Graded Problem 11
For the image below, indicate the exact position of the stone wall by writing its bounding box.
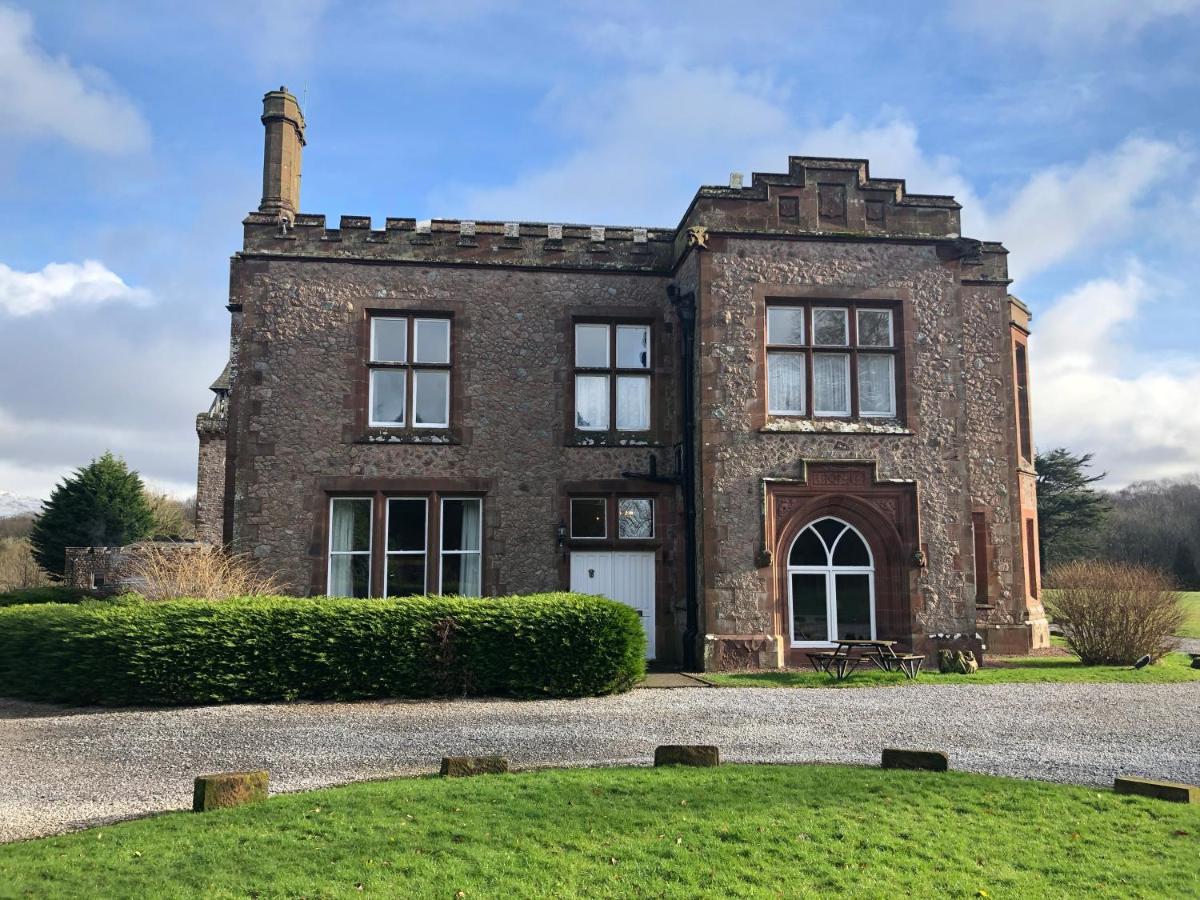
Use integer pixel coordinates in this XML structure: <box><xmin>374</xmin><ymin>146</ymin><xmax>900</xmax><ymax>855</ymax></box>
<box><xmin>64</xmin><ymin>546</ymin><xmax>129</xmax><ymax>594</ymax></box>
<box><xmin>691</xmin><ymin>234</ymin><xmax>1033</xmax><ymax>661</ymax></box>
<box><xmin>226</xmin><ymin>256</ymin><xmax>690</xmax><ymax>662</ymax></box>
<box><xmin>195</xmin><ymin>414</ymin><xmax>226</xmax><ymax>544</ymax></box>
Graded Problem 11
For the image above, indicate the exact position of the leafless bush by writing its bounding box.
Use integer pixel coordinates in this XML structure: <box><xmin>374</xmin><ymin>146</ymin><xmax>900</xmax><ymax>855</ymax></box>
<box><xmin>124</xmin><ymin>543</ymin><xmax>281</xmax><ymax>601</ymax></box>
<box><xmin>1046</xmin><ymin>560</ymin><xmax>1184</xmax><ymax>664</ymax></box>
<box><xmin>0</xmin><ymin>537</ymin><xmax>50</xmax><ymax>591</ymax></box>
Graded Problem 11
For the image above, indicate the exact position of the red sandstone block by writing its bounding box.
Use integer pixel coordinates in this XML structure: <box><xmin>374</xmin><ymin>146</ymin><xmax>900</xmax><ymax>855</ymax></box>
<box><xmin>1114</xmin><ymin>776</ymin><xmax>1198</xmax><ymax>803</ymax></box>
<box><xmin>192</xmin><ymin>771</ymin><xmax>269</xmax><ymax>812</ymax></box>
<box><xmin>440</xmin><ymin>756</ymin><xmax>510</xmax><ymax>777</ymax></box>
<box><xmin>881</xmin><ymin>748</ymin><xmax>949</xmax><ymax>772</ymax></box>
<box><xmin>654</xmin><ymin>745</ymin><xmax>720</xmax><ymax>767</ymax></box>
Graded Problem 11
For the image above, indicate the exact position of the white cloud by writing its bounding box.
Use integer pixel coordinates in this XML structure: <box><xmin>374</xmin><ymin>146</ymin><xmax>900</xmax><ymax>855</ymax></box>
<box><xmin>0</xmin><ymin>4</ymin><xmax>150</xmax><ymax>154</ymax></box>
<box><xmin>1031</xmin><ymin>265</ymin><xmax>1200</xmax><ymax>486</ymax></box>
<box><xmin>0</xmin><ymin>260</ymin><xmax>150</xmax><ymax>317</ymax></box>
<box><xmin>983</xmin><ymin>137</ymin><xmax>1185</xmax><ymax>282</ymax></box>
<box><xmin>446</xmin><ymin>67</ymin><xmax>1182</xmax><ymax>285</ymax></box>
<box><xmin>955</xmin><ymin>0</ymin><xmax>1200</xmax><ymax>45</ymax></box>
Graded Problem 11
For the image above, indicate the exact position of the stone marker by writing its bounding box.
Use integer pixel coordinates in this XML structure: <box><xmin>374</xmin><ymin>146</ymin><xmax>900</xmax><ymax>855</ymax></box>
<box><xmin>440</xmin><ymin>755</ymin><xmax>510</xmax><ymax>777</ymax></box>
<box><xmin>654</xmin><ymin>745</ymin><xmax>720</xmax><ymax>767</ymax></box>
<box><xmin>881</xmin><ymin>748</ymin><xmax>950</xmax><ymax>772</ymax></box>
<box><xmin>1114</xmin><ymin>776</ymin><xmax>1198</xmax><ymax>803</ymax></box>
<box><xmin>192</xmin><ymin>770</ymin><xmax>269</xmax><ymax>812</ymax></box>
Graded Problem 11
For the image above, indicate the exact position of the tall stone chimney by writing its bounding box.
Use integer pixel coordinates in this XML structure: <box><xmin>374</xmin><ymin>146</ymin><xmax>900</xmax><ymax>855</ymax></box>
<box><xmin>259</xmin><ymin>86</ymin><xmax>305</xmax><ymax>220</ymax></box>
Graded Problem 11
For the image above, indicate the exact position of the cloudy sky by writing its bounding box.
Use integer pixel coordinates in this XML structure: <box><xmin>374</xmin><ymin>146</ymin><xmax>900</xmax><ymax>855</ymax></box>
<box><xmin>2</xmin><ymin>0</ymin><xmax>1199</xmax><ymax>498</ymax></box>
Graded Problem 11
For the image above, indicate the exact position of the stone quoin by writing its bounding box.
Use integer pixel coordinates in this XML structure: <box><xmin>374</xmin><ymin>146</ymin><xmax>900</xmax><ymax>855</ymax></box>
<box><xmin>194</xmin><ymin>86</ymin><xmax>1048</xmax><ymax>671</ymax></box>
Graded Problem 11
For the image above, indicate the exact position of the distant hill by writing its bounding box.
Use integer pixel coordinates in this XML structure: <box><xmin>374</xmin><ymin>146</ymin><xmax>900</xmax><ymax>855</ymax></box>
<box><xmin>0</xmin><ymin>491</ymin><xmax>43</xmax><ymax>519</ymax></box>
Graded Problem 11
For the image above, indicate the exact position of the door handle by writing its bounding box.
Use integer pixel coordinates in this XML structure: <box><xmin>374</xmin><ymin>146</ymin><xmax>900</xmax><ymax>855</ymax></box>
<box><xmin>588</xmin><ymin>569</ymin><xmax>595</xmax><ymax>578</ymax></box>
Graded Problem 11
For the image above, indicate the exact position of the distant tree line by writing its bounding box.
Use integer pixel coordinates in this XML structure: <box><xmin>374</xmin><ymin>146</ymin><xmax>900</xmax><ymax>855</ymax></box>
<box><xmin>1037</xmin><ymin>447</ymin><xmax>1200</xmax><ymax>589</ymax></box>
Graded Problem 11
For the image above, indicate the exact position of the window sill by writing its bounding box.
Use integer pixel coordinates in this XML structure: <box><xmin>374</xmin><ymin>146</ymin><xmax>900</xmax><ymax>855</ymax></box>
<box><xmin>356</xmin><ymin>430</ymin><xmax>459</xmax><ymax>445</ymax></box>
<box><xmin>761</xmin><ymin>418</ymin><xmax>912</xmax><ymax>435</ymax></box>
<box><xmin>569</xmin><ymin>432</ymin><xmax>663</xmax><ymax>448</ymax></box>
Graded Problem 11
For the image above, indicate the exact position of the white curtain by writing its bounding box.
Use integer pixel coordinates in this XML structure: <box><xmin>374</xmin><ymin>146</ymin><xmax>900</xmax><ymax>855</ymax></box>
<box><xmin>768</xmin><ymin>352</ymin><xmax>804</xmax><ymax>413</ymax></box>
<box><xmin>458</xmin><ymin>499</ymin><xmax>482</xmax><ymax>596</ymax></box>
<box><xmin>858</xmin><ymin>355</ymin><xmax>895</xmax><ymax>415</ymax></box>
<box><xmin>814</xmin><ymin>353</ymin><xmax>849</xmax><ymax>414</ymax></box>
<box><xmin>575</xmin><ymin>375</ymin><xmax>609</xmax><ymax>428</ymax></box>
<box><xmin>329</xmin><ymin>499</ymin><xmax>368</xmax><ymax>597</ymax></box>
<box><xmin>616</xmin><ymin>376</ymin><xmax>650</xmax><ymax>430</ymax></box>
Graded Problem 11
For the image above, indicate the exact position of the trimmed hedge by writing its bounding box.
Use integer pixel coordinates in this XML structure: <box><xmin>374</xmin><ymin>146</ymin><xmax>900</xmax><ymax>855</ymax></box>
<box><xmin>0</xmin><ymin>593</ymin><xmax>646</xmax><ymax>705</ymax></box>
<box><xmin>0</xmin><ymin>585</ymin><xmax>90</xmax><ymax>607</ymax></box>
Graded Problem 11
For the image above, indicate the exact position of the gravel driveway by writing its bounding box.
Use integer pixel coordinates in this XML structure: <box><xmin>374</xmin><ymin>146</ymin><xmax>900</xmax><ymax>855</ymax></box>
<box><xmin>2</xmin><ymin>682</ymin><xmax>1198</xmax><ymax>843</ymax></box>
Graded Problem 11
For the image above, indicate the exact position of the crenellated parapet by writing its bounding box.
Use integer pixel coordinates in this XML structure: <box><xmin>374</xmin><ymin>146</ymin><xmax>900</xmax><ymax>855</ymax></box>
<box><xmin>677</xmin><ymin>156</ymin><xmax>964</xmax><ymax>244</ymax></box>
<box><xmin>242</xmin><ymin>213</ymin><xmax>676</xmax><ymax>271</ymax></box>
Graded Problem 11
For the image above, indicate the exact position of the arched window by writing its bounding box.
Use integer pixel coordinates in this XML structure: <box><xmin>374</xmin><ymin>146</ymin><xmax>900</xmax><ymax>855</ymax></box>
<box><xmin>787</xmin><ymin>517</ymin><xmax>875</xmax><ymax>644</ymax></box>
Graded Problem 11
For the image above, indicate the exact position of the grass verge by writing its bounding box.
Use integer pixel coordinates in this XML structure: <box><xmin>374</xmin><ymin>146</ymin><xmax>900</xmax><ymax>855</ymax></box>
<box><xmin>0</xmin><ymin>765</ymin><xmax>1196</xmax><ymax>898</ymax></box>
<box><xmin>1178</xmin><ymin>591</ymin><xmax>1200</xmax><ymax>639</ymax></box>
<box><xmin>703</xmin><ymin>650</ymin><xmax>1200</xmax><ymax>689</ymax></box>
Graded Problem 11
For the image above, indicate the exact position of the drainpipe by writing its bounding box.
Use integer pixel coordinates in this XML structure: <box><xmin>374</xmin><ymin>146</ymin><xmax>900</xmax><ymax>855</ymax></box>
<box><xmin>668</xmin><ymin>286</ymin><xmax>700</xmax><ymax>670</ymax></box>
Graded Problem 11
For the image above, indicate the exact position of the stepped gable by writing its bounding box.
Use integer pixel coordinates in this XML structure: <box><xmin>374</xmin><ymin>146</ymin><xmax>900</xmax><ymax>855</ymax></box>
<box><xmin>680</xmin><ymin>155</ymin><xmax>964</xmax><ymax>241</ymax></box>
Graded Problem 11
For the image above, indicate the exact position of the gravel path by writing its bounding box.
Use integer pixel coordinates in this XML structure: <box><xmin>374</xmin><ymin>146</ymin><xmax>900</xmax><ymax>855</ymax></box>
<box><xmin>2</xmin><ymin>682</ymin><xmax>1198</xmax><ymax>843</ymax></box>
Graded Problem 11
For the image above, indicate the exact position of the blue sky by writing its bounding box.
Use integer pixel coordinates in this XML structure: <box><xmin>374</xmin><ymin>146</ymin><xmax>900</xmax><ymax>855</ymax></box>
<box><xmin>1</xmin><ymin>0</ymin><xmax>1199</xmax><ymax>499</ymax></box>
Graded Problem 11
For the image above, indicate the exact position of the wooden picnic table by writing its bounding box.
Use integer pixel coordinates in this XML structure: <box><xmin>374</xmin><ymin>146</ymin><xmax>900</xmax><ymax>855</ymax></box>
<box><xmin>807</xmin><ymin>639</ymin><xmax>924</xmax><ymax>680</ymax></box>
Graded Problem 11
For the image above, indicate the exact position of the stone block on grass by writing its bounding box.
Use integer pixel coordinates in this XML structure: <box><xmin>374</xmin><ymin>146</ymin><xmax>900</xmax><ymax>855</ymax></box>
<box><xmin>1114</xmin><ymin>776</ymin><xmax>1198</xmax><ymax>804</ymax></box>
<box><xmin>654</xmin><ymin>745</ymin><xmax>720</xmax><ymax>767</ymax></box>
<box><xmin>881</xmin><ymin>748</ymin><xmax>949</xmax><ymax>772</ymax></box>
<box><xmin>440</xmin><ymin>756</ymin><xmax>510</xmax><ymax>777</ymax></box>
<box><xmin>192</xmin><ymin>770</ymin><xmax>269</xmax><ymax>812</ymax></box>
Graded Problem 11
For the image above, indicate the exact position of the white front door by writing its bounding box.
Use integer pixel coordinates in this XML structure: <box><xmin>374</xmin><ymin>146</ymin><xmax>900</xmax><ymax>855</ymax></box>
<box><xmin>570</xmin><ymin>550</ymin><xmax>656</xmax><ymax>659</ymax></box>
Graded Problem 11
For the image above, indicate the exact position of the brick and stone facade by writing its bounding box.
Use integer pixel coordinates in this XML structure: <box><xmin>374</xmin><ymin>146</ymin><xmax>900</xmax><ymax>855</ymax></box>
<box><xmin>194</xmin><ymin>87</ymin><xmax>1048</xmax><ymax>669</ymax></box>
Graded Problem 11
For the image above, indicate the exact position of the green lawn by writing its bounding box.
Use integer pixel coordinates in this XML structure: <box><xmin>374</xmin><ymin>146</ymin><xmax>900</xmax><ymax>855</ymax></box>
<box><xmin>1178</xmin><ymin>591</ymin><xmax>1200</xmax><ymax>638</ymax></box>
<box><xmin>703</xmin><ymin>650</ymin><xmax>1200</xmax><ymax>689</ymax></box>
<box><xmin>1</xmin><ymin>765</ymin><xmax>1197</xmax><ymax>898</ymax></box>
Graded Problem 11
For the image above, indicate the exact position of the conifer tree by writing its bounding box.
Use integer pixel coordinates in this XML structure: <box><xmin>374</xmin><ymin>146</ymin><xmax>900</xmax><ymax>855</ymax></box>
<box><xmin>30</xmin><ymin>453</ymin><xmax>155</xmax><ymax>577</ymax></box>
<box><xmin>1035</xmin><ymin>447</ymin><xmax>1109</xmax><ymax>571</ymax></box>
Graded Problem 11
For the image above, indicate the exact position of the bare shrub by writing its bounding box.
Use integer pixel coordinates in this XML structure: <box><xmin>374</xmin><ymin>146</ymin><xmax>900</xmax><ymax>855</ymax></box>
<box><xmin>124</xmin><ymin>543</ymin><xmax>281</xmax><ymax>601</ymax></box>
<box><xmin>0</xmin><ymin>537</ymin><xmax>50</xmax><ymax>591</ymax></box>
<box><xmin>1046</xmin><ymin>561</ymin><xmax>1184</xmax><ymax>665</ymax></box>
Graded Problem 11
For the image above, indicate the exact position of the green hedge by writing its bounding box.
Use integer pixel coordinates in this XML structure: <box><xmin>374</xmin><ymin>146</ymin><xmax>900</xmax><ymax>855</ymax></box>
<box><xmin>0</xmin><ymin>593</ymin><xmax>646</xmax><ymax>705</ymax></box>
<box><xmin>0</xmin><ymin>585</ymin><xmax>90</xmax><ymax>607</ymax></box>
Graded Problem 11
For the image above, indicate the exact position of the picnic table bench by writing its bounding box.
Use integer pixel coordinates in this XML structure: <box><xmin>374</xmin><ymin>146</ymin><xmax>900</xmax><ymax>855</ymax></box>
<box><xmin>807</xmin><ymin>640</ymin><xmax>925</xmax><ymax>681</ymax></box>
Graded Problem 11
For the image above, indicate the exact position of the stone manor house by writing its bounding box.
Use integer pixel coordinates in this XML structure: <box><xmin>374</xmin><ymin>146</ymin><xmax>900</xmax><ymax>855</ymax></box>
<box><xmin>195</xmin><ymin>87</ymin><xmax>1048</xmax><ymax>670</ymax></box>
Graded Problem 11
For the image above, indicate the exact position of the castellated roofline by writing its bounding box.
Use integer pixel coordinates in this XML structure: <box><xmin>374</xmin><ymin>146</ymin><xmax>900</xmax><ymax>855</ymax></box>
<box><xmin>240</xmin><ymin>153</ymin><xmax>1007</xmax><ymax>271</ymax></box>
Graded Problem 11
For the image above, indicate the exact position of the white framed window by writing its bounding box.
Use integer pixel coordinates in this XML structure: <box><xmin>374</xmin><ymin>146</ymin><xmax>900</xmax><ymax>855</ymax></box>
<box><xmin>858</xmin><ymin>354</ymin><xmax>896</xmax><ymax>417</ymax></box>
<box><xmin>812</xmin><ymin>307</ymin><xmax>849</xmax><ymax>346</ymax></box>
<box><xmin>767</xmin><ymin>352</ymin><xmax>806</xmax><ymax>415</ymax></box>
<box><xmin>385</xmin><ymin>497</ymin><xmax>427</xmax><ymax>597</ymax></box>
<box><xmin>813</xmin><ymin>353</ymin><xmax>851</xmax><ymax>416</ymax></box>
<box><xmin>368</xmin><ymin>315</ymin><xmax>452</xmax><ymax>429</ymax></box>
<box><xmin>618</xmin><ymin>498</ymin><xmax>654</xmax><ymax>539</ymax></box>
<box><xmin>570</xmin><ymin>497</ymin><xmax>607</xmax><ymax>539</ymax></box>
<box><xmin>440</xmin><ymin>498</ymin><xmax>482</xmax><ymax>596</ymax></box>
<box><xmin>856</xmin><ymin>308</ymin><xmax>893</xmax><ymax>347</ymax></box>
<box><xmin>574</xmin><ymin>322</ymin><xmax>652</xmax><ymax>433</ymax></box>
<box><xmin>787</xmin><ymin>516</ymin><xmax>875</xmax><ymax>647</ymax></box>
<box><xmin>765</xmin><ymin>302</ymin><xmax>899</xmax><ymax>420</ymax></box>
<box><xmin>328</xmin><ymin>497</ymin><xmax>372</xmax><ymax>597</ymax></box>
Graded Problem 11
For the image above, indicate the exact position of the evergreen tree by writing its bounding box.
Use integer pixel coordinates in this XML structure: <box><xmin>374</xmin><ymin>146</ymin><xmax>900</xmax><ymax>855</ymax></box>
<box><xmin>30</xmin><ymin>453</ymin><xmax>155</xmax><ymax>577</ymax></box>
<box><xmin>1035</xmin><ymin>447</ymin><xmax>1109</xmax><ymax>571</ymax></box>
